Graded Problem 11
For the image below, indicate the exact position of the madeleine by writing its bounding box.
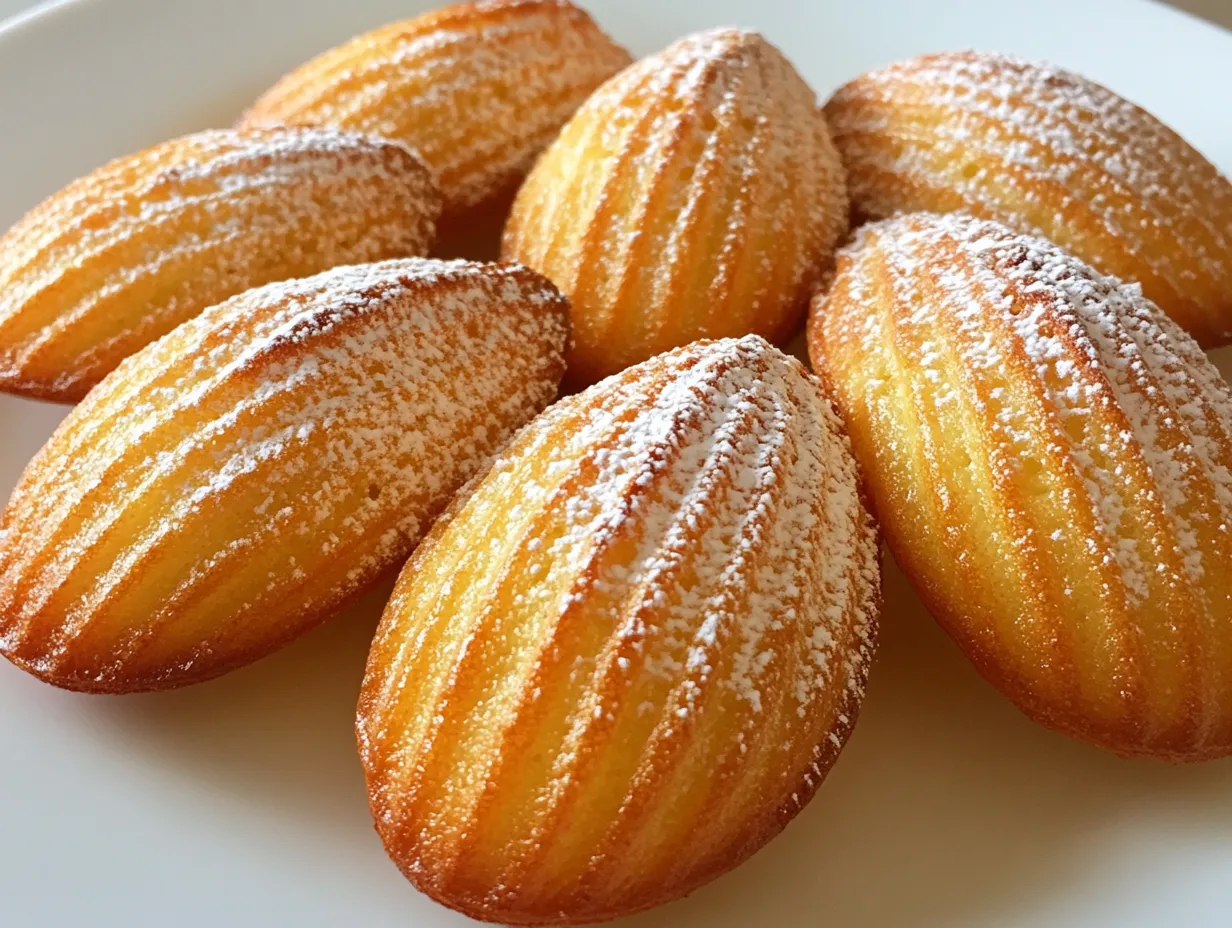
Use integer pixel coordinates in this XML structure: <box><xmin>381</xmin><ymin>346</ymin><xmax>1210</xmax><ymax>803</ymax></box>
<box><xmin>810</xmin><ymin>211</ymin><xmax>1232</xmax><ymax>761</ymax></box>
<box><xmin>0</xmin><ymin>259</ymin><xmax>567</xmax><ymax>692</ymax></box>
<box><xmin>503</xmin><ymin>28</ymin><xmax>849</xmax><ymax>386</ymax></box>
<box><xmin>358</xmin><ymin>336</ymin><xmax>880</xmax><ymax>924</ymax></box>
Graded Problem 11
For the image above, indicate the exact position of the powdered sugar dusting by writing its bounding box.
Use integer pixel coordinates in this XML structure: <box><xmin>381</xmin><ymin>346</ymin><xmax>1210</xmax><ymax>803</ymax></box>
<box><xmin>533</xmin><ymin>337</ymin><xmax>875</xmax><ymax>717</ymax></box>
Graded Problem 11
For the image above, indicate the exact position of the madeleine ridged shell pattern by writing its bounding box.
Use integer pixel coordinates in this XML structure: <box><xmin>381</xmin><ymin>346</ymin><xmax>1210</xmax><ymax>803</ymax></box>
<box><xmin>0</xmin><ymin>259</ymin><xmax>568</xmax><ymax>693</ymax></box>
<box><xmin>358</xmin><ymin>336</ymin><xmax>880</xmax><ymax>925</ymax></box>
<box><xmin>809</xmin><ymin>212</ymin><xmax>1232</xmax><ymax>761</ymax></box>
<box><xmin>822</xmin><ymin>51</ymin><xmax>1232</xmax><ymax>346</ymax></box>
<box><xmin>0</xmin><ymin>127</ymin><xmax>439</xmax><ymax>402</ymax></box>
<box><xmin>239</xmin><ymin>0</ymin><xmax>632</xmax><ymax>216</ymax></box>
<box><xmin>502</xmin><ymin>28</ymin><xmax>849</xmax><ymax>386</ymax></box>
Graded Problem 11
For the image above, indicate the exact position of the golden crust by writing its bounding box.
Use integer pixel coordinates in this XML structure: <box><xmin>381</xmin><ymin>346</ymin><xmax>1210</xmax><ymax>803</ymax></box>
<box><xmin>0</xmin><ymin>259</ymin><xmax>568</xmax><ymax>693</ymax></box>
<box><xmin>358</xmin><ymin>336</ymin><xmax>880</xmax><ymax>924</ymax></box>
<box><xmin>823</xmin><ymin>51</ymin><xmax>1232</xmax><ymax>347</ymax></box>
<box><xmin>809</xmin><ymin>212</ymin><xmax>1232</xmax><ymax>762</ymax></box>
<box><xmin>239</xmin><ymin>0</ymin><xmax>631</xmax><ymax>217</ymax></box>
<box><xmin>0</xmin><ymin>126</ymin><xmax>439</xmax><ymax>403</ymax></box>
<box><xmin>502</xmin><ymin>28</ymin><xmax>849</xmax><ymax>387</ymax></box>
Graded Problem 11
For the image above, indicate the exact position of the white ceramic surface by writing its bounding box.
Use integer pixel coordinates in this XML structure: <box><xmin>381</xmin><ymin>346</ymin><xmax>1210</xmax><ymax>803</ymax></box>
<box><xmin>1</xmin><ymin>1</ymin><xmax>1231</xmax><ymax>925</ymax></box>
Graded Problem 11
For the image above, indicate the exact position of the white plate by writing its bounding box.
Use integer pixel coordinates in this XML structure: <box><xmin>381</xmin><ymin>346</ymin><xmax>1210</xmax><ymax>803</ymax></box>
<box><xmin>2</xmin><ymin>1</ymin><xmax>1231</xmax><ymax>925</ymax></box>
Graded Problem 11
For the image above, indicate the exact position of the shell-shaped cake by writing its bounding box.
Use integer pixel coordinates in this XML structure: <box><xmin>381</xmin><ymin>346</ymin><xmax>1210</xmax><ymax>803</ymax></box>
<box><xmin>0</xmin><ymin>127</ymin><xmax>439</xmax><ymax>403</ymax></box>
<box><xmin>822</xmin><ymin>51</ymin><xmax>1232</xmax><ymax>346</ymax></box>
<box><xmin>358</xmin><ymin>336</ymin><xmax>880</xmax><ymax>925</ymax></box>
<box><xmin>0</xmin><ymin>259</ymin><xmax>568</xmax><ymax>693</ymax></box>
<box><xmin>502</xmin><ymin>28</ymin><xmax>849</xmax><ymax>387</ymax></box>
<box><xmin>809</xmin><ymin>212</ymin><xmax>1232</xmax><ymax>762</ymax></box>
<box><xmin>239</xmin><ymin>0</ymin><xmax>632</xmax><ymax>217</ymax></box>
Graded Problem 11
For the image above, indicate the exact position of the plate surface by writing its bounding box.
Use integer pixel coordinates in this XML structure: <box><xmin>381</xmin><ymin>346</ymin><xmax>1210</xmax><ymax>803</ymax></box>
<box><xmin>1</xmin><ymin>1</ymin><xmax>1231</xmax><ymax>925</ymax></box>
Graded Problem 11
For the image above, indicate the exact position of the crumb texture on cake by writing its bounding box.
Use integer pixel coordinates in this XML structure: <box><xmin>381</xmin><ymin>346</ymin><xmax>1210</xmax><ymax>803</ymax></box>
<box><xmin>810</xmin><ymin>211</ymin><xmax>1232</xmax><ymax>761</ymax></box>
<box><xmin>358</xmin><ymin>336</ymin><xmax>880</xmax><ymax>924</ymax></box>
<box><xmin>0</xmin><ymin>258</ymin><xmax>568</xmax><ymax>692</ymax></box>
<box><xmin>0</xmin><ymin>126</ymin><xmax>440</xmax><ymax>402</ymax></box>
<box><xmin>823</xmin><ymin>50</ymin><xmax>1232</xmax><ymax>346</ymax></box>
<box><xmin>503</xmin><ymin>27</ymin><xmax>849</xmax><ymax>385</ymax></box>
<box><xmin>241</xmin><ymin>0</ymin><xmax>632</xmax><ymax>215</ymax></box>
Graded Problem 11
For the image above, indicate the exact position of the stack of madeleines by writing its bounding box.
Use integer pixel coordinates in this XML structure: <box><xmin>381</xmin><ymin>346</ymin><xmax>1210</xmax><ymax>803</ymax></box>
<box><xmin>1</xmin><ymin>1</ymin><xmax>1231</xmax><ymax>923</ymax></box>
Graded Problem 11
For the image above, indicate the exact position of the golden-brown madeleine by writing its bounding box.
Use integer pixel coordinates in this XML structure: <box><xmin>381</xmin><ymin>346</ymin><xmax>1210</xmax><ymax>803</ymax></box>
<box><xmin>0</xmin><ymin>127</ymin><xmax>439</xmax><ymax>403</ymax></box>
<box><xmin>502</xmin><ymin>28</ymin><xmax>849</xmax><ymax>387</ymax></box>
<box><xmin>823</xmin><ymin>51</ymin><xmax>1232</xmax><ymax>346</ymax></box>
<box><xmin>239</xmin><ymin>0</ymin><xmax>631</xmax><ymax>217</ymax></box>
<box><xmin>0</xmin><ymin>259</ymin><xmax>568</xmax><ymax>693</ymax></box>
<box><xmin>358</xmin><ymin>336</ymin><xmax>879</xmax><ymax>925</ymax></box>
<box><xmin>809</xmin><ymin>211</ymin><xmax>1232</xmax><ymax>762</ymax></box>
